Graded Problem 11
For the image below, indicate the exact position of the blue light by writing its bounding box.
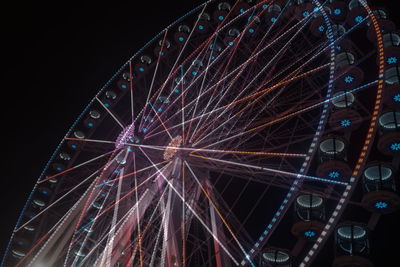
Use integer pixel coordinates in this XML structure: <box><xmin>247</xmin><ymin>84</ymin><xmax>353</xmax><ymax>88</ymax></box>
<box><xmin>157</xmin><ymin>107</ymin><xmax>163</xmax><ymax>112</ymax></box>
<box><xmin>393</xmin><ymin>93</ymin><xmax>400</xmax><ymax>102</ymax></box>
<box><xmin>41</xmin><ymin>190</ymin><xmax>49</xmax><ymax>195</ymax></box>
<box><xmin>328</xmin><ymin>171</ymin><xmax>340</xmax><ymax>179</ymax></box>
<box><xmin>178</xmin><ymin>36</ymin><xmax>185</xmax><ymax>42</ymax></box>
<box><xmin>375</xmin><ymin>201</ymin><xmax>388</xmax><ymax>209</ymax></box>
<box><xmin>248</xmin><ymin>28</ymin><xmax>254</xmax><ymax>33</ymax></box>
<box><xmin>121</xmin><ymin>84</ymin><xmax>127</xmax><ymax>89</ymax></box>
<box><xmin>318</xmin><ymin>25</ymin><xmax>325</xmax><ymax>32</ymax></box>
<box><xmin>192</xmin><ymin>71</ymin><xmax>198</xmax><ymax>75</ymax></box>
<box><xmin>198</xmin><ymin>25</ymin><xmax>204</xmax><ymax>30</ymax></box>
<box><xmin>104</xmin><ymin>103</ymin><xmax>110</xmax><ymax>107</ymax></box>
<box><xmin>114</xmin><ymin>170</ymin><xmax>120</xmax><ymax>174</ymax></box>
<box><xmin>56</xmin><ymin>167</ymin><xmax>62</xmax><ymax>171</ymax></box>
<box><xmin>16</xmin><ymin>241</ymin><xmax>24</xmax><ymax>245</ymax></box>
<box><xmin>303</xmin><ymin>11</ymin><xmax>310</xmax><ymax>17</ymax></box>
<box><xmin>270</xmin><ymin>17</ymin><xmax>277</xmax><ymax>23</ymax></box>
<box><xmin>336</xmin><ymin>45</ymin><xmax>342</xmax><ymax>51</ymax></box>
<box><xmin>262</xmin><ymin>4</ymin><xmax>268</xmax><ymax>9</ymax></box>
<box><xmin>333</xmin><ymin>8</ymin><xmax>342</xmax><ymax>15</ymax></box>
<box><xmin>211</xmin><ymin>56</ymin><xmax>215</xmax><ymax>60</ymax></box>
<box><xmin>127</xmin><ymin>148</ymin><xmax>133</xmax><ymax>152</ymax></box>
<box><xmin>340</xmin><ymin>119</ymin><xmax>351</xmax><ymax>127</ymax></box>
<box><xmin>344</xmin><ymin>75</ymin><xmax>354</xmax><ymax>84</ymax></box>
<box><xmin>304</xmin><ymin>230</ymin><xmax>316</xmax><ymax>238</ymax></box>
<box><xmin>174</xmin><ymin>88</ymin><xmax>180</xmax><ymax>93</ymax></box>
<box><xmin>139</xmin><ymin>67</ymin><xmax>145</xmax><ymax>72</ymax></box>
<box><xmin>355</xmin><ymin>16</ymin><xmax>363</xmax><ymax>23</ymax></box>
<box><xmin>218</xmin><ymin>15</ymin><xmax>224</xmax><ymax>21</ymax></box>
<box><xmin>87</xmin><ymin>122</ymin><xmax>94</xmax><ymax>127</ymax></box>
<box><xmin>71</xmin><ymin>144</ymin><xmax>77</xmax><ymax>149</ymax></box>
<box><xmin>228</xmin><ymin>41</ymin><xmax>234</xmax><ymax>46</ymax></box>
<box><xmin>390</xmin><ymin>142</ymin><xmax>400</xmax><ymax>151</ymax></box>
<box><xmin>240</xmin><ymin>8</ymin><xmax>245</xmax><ymax>14</ymax></box>
<box><xmin>142</xmin><ymin>128</ymin><xmax>148</xmax><ymax>133</ymax></box>
<box><xmin>387</xmin><ymin>57</ymin><xmax>398</xmax><ymax>64</ymax></box>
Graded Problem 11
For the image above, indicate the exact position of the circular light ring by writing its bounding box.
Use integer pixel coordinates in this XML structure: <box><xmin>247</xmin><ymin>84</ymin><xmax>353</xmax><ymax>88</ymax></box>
<box><xmin>319</xmin><ymin>138</ymin><xmax>346</xmax><ymax>154</ymax></box>
<box><xmin>11</xmin><ymin>249</ymin><xmax>25</xmax><ymax>259</ymax></box>
<box><xmin>384</xmin><ymin>66</ymin><xmax>400</xmax><ymax>85</ymax></box>
<box><xmin>383</xmin><ymin>33</ymin><xmax>400</xmax><ymax>48</ymax></box>
<box><xmin>363</xmin><ymin>164</ymin><xmax>393</xmax><ymax>181</ymax></box>
<box><xmin>92</xmin><ymin>202</ymin><xmax>103</xmax><ymax>210</ymax></box>
<box><xmin>73</xmin><ymin>130</ymin><xmax>85</xmax><ymax>139</ymax></box>
<box><xmin>23</xmin><ymin>225</ymin><xmax>35</xmax><ymax>232</ymax></box>
<box><xmin>105</xmin><ymin>90</ymin><xmax>117</xmax><ymax>100</ymax></box>
<box><xmin>296</xmin><ymin>194</ymin><xmax>324</xmax><ymax>208</ymax></box>
<box><xmin>335</xmin><ymin>52</ymin><xmax>355</xmax><ymax>69</ymax></box>
<box><xmin>337</xmin><ymin>225</ymin><xmax>367</xmax><ymax>239</ymax></box>
<box><xmin>262</xmin><ymin>249</ymin><xmax>290</xmax><ymax>263</ymax></box>
<box><xmin>378</xmin><ymin>111</ymin><xmax>400</xmax><ymax>129</ymax></box>
<box><xmin>33</xmin><ymin>199</ymin><xmax>46</xmax><ymax>208</ymax></box>
<box><xmin>332</xmin><ymin>90</ymin><xmax>355</xmax><ymax>108</ymax></box>
<box><xmin>74</xmin><ymin>250</ymin><xmax>86</xmax><ymax>257</ymax></box>
<box><xmin>59</xmin><ymin>152</ymin><xmax>71</xmax><ymax>161</ymax></box>
<box><xmin>139</xmin><ymin>55</ymin><xmax>152</xmax><ymax>65</ymax></box>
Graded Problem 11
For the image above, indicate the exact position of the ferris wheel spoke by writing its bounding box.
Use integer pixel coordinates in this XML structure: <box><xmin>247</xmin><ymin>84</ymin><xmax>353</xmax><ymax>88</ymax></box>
<box><xmin>96</xmin><ymin>97</ymin><xmax>125</xmax><ymax>129</ymax></box>
<box><xmin>191</xmin><ymin>154</ymin><xmax>348</xmax><ymax>186</ymax></box>
<box><xmin>140</xmin><ymin>148</ymin><xmax>242</xmax><ymax>266</ymax></box>
<box><xmin>140</xmin><ymin>29</ymin><xmax>169</xmax><ymax>131</ymax></box>
<box><xmin>192</xmin><ymin>63</ymin><xmax>330</xmax><ymax>146</ymax></box>
<box><xmin>201</xmin><ymin>79</ymin><xmax>378</xmax><ymax>149</ymax></box>
<box><xmin>185</xmin><ymin>161</ymin><xmax>256</xmax><ymax>266</ymax></box>
<box><xmin>192</xmin><ymin>36</ymin><xmax>327</xmax><ymax>145</ymax></box>
<box><xmin>146</xmin><ymin>60</ymin><xmax>330</xmax><ymax>143</ymax></box>
<box><xmin>16</xmin><ymin>169</ymin><xmax>101</xmax><ymax>233</ymax></box>
<box><xmin>193</xmin><ymin>15</ymin><xmax>317</xmax><ymax>143</ymax></box>
<box><xmin>145</xmin><ymin>8</ymin><xmax>329</xmax><ymax>139</ymax></box>
<box><xmin>37</xmin><ymin>150</ymin><xmax>114</xmax><ymax>184</ymax></box>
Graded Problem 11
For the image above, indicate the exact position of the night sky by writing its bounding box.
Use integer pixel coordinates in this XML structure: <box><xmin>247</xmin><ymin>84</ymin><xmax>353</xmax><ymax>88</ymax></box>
<box><xmin>1</xmin><ymin>0</ymin><xmax>399</xmax><ymax>265</ymax></box>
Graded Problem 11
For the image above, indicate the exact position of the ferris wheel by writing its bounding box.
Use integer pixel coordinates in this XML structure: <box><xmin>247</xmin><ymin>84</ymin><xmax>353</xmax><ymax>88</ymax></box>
<box><xmin>3</xmin><ymin>0</ymin><xmax>400</xmax><ymax>266</ymax></box>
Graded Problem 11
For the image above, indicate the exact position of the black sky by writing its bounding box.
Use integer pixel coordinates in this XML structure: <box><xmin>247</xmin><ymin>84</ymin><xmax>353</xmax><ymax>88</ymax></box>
<box><xmin>1</xmin><ymin>0</ymin><xmax>399</xmax><ymax>265</ymax></box>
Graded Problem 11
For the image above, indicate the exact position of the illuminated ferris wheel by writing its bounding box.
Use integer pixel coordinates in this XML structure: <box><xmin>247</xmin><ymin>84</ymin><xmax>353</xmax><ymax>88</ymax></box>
<box><xmin>3</xmin><ymin>0</ymin><xmax>400</xmax><ymax>266</ymax></box>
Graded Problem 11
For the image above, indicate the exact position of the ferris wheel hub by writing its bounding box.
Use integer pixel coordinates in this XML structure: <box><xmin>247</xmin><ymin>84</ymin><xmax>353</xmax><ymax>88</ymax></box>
<box><xmin>163</xmin><ymin>135</ymin><xmax>183</xmax><ymax>160</ymax></box>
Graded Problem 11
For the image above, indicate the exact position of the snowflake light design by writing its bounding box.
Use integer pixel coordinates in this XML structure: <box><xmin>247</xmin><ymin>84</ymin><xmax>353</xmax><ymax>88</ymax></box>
<box><xmin>387</xmin><ymin>57</ymin><xmax>398</xmax><ymax>64</ymax></box>
<box><xmin>340</xmin><ymin>119</ymin><xmax>351</xmax><ymax>127</ymax></box>
<box><xmin>318</xmin><ymin>25</ymin><xmax>325</xmax><ymax>32</ymax></box>
<box><xmin>328</xmin><ymin>171</ymin><xmax>340</xmax><ymax>179</ymax></box>
<box><xmin>344</xmin><ymin>75</ymin><xmax>354</xmax><ymax>84</ymax></box>
<box><xmin>375</xmin><ymin>201</ymin><xmax>388</xmax><ymax>209</ymax></box>
<box><xmin>304</xmin><ymin>230</ymin><xmax>316</xmax><ymax>238</ymax></box>
<box><xmin>394</xmin><ymin>93</ymin><xmax>400</xmax><ymax>102</ymax></box>
<box><xmin>390</xmin><ymin>142</ymin><xmax>400</xmax><ymax>151</ymax></box>
<box><xmin>355</xmin><ymin>16</ymin><xmax>363</xmax><ymax>23</ymax></box>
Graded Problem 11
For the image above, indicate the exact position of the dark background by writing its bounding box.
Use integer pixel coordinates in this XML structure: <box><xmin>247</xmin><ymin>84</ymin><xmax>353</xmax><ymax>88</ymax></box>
<box><xmin>1</xmin><ymin>0</ymin><xmax>399</xmax><ymax>265</ymax></box>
